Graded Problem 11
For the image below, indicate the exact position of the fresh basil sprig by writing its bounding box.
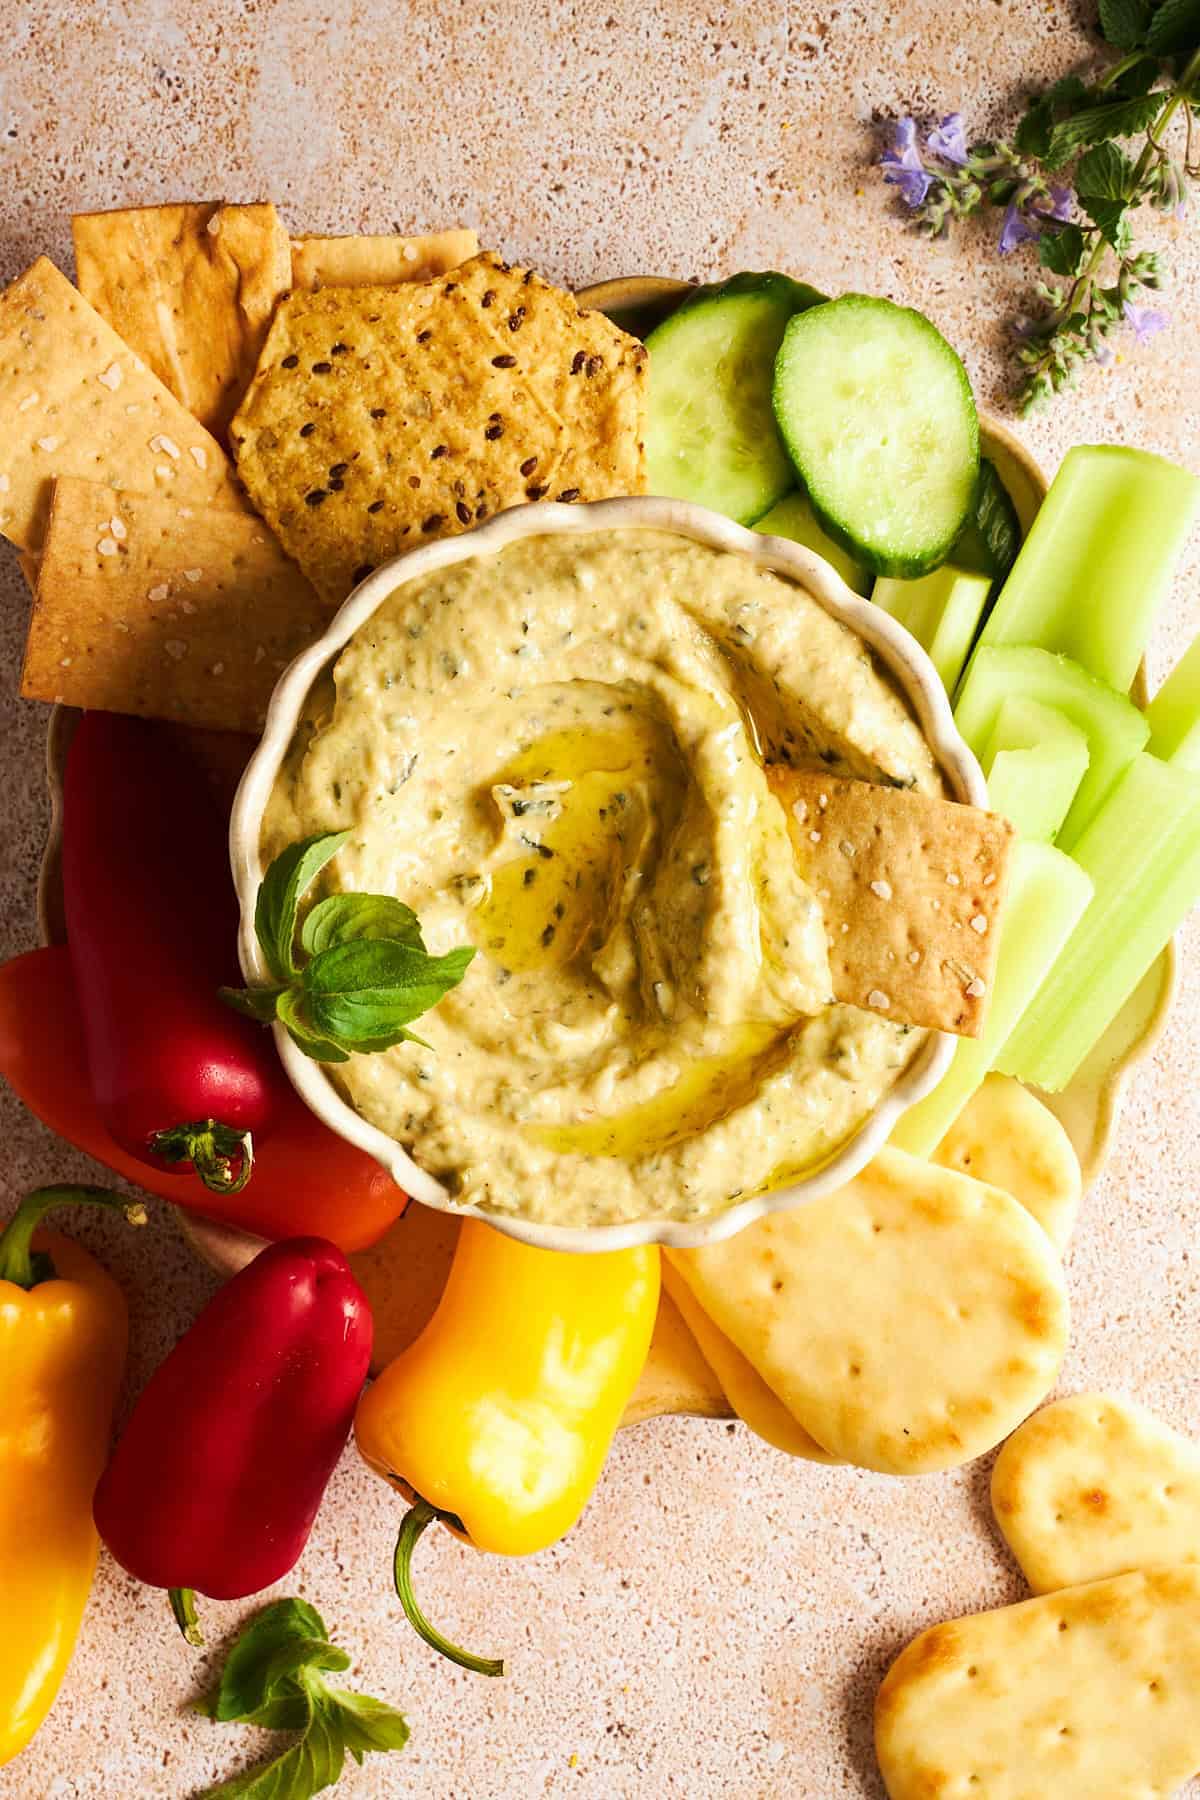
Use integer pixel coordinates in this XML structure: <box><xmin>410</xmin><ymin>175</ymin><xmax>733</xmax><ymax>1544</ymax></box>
<box><xmin>195</xmin><ymin>1597</ymin><xmax>409</xmax><ymax>1799</ymax></box>
<box><xmin>222</xmin><ymin>831</ymin><xmax>474</xmax><ymax>1063</ymax></box>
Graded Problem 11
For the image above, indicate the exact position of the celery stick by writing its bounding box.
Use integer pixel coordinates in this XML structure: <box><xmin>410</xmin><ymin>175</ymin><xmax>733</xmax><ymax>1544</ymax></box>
<box><xmin>890</xmin><ymin>840</ymin><xmax>1094</xmax><ymax>1157</ymax></box>
<box><xmin>954</xmin><ymin>646</ymin><xmax>1148</xmax><ymax>848</ymax></box>
<box><xmin>753</xmin><ymin>491</ymin><xmax>871</xmax><ymax>595</ymax></box>
<box><xmin>981</xmin><ymin>696</ymin><xmax>1089</xmax><ymax>842</ymax></box>
<box><xmin>971</xmin><ymin>444</ymin><xmax>1200</xmax><ymax>694</ymax></box>
<box><xmin>997</xmin><ymin>752</ymin><xmax>1200</xmax><ymax>1091</ymax></box>
<box><xmin>1146</xmin><ymin>635</ymin><xmax>1200</xmax><ymax>770</ymax></box>
<box><xmin>873</xmin><ymin>564</ymin><xmax>991</xmax><ymax>696</ymax></box>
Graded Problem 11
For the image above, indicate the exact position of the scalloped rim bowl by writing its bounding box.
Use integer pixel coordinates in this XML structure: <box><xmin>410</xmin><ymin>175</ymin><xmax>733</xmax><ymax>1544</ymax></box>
<box><xmin>229</xmin><ymin>494</ymin><xmax>989</xmax><ymax>1254</ymax></box>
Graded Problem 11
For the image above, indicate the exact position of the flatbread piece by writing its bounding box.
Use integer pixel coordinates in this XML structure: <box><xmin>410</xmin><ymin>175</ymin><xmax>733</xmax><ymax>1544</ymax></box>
<box><xmin>289</xmin><ymin>228</ymin><xmax>479</xmax><ymax>291</ymax></box>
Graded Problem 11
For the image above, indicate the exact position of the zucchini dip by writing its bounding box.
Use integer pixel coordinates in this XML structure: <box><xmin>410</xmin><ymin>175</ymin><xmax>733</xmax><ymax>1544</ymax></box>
<box><xmin>263</xmin><ymin>528</ymin><xmax>943</xmax><ymax>1228</ymax></box>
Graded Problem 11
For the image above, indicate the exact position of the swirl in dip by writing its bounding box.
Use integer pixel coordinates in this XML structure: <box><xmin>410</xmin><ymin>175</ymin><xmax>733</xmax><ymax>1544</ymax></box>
<box><xmin>262</xmin><ymin>529</ymin><xmax>944</xmax><ymax>1228</ymax></box>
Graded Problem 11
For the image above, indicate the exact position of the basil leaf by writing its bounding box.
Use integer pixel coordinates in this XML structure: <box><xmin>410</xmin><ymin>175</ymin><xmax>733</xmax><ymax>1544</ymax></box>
<box><xmin>254</xmin><ymin>833</ymin><xmax>350</xmax><ymax>983</ymax></box>
<box><xmin>1081</xmin><ymin>193</ymin><xmax>1133</xmax><ymax>251</ymax></box>
<box><xmin>304</xmin><ymin>942</ymin><xmax>475</xmax><ymax>1048</ymax></box>
<box><xmin>219</xmin><ymin>984</ymin><xmax>287</xmax><ymax>1024</ymax></box>
<box><xmin>320</xmin><ymin>1689</ymin><xmax>410</xmax><ymax>1761</ymax></box>
<box><xmin>199</xmin><ymin>1600</ymin><xmax>331</xmax><ymax>1724</ymax></box>
<box><xmin>1075</xmin><ymin>139</ymin><xmax>1136</xmax><ymax>200</ymax></box>
<box><xmin>1038</xmin><ymin>221</ymin><xmax>1088</xmax><ymax>275</ymax></box>
<box><xmin>301</xmin><ymin>893</ymin><xmax>425</xmax><ymax>959</ymax></box>
<box><xmin>1098</xmin><ymin>0</ymin><xmax>1150</xmax><ymax>48</ymax></box>
<box><xmin>277</xmin><ymin>990</ymin><xmax>351</xmax><ymax>1064</ymax></box>
<box><xmin>1044</xmin><ymin>91</ymin><xmax>1165</xmax><ymax>165</ymax></box>
<box><xmin>1146</xmin><ymin>0</ymin><xmax>1200</xmax><ymax>55</ymax></box>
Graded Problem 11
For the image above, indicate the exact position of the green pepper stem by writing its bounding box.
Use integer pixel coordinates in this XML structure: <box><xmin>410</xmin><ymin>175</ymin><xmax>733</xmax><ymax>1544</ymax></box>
<box><xmin>149</xmin><ymin>1120</ymin><xmax>255</xmax><ymax>1196</ymax></box>
<box><xmin>392</xmin><ymin>1500</ymin><xmax>504</xmax><ymax>1677</ymax></box>
<box><xmin>169</xmin><ymin>1586</ymin><xmax>204</xmax><ymax>1648</ymax></box>
<box><xmin>0</xmin><ymin>1185</ymin><xmax>146</xmax><ymax>1290</ymax></box>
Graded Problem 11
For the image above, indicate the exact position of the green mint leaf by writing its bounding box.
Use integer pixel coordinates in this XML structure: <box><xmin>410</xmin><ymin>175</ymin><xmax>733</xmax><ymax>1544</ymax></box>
<box><xmin>300</xmin><ymin>893</ymin><xmax>425</xmax><ymax>959</ymax></box>
<box><xmin>1098</xmin><ymin>0</ymin><xmax>1150</xmax><ymax>48</ymax></box>
<box><xmin>1112</xmin><ymin>52</ymin><xmax>1162</xmax><ymax>95</ymax></box>
<box><xmin>1015</xmin><ymin>74</ymin><xmax>1092</xmax><ymax>157</ymax></box>
<box><xmin>198</xmin><ymin>1601</ymin><xmax>330</xmax><ymax>1724</ymax></box>
<box><xmin>277</xmin><ymin>990</ymin><xmax>351</xmax><ymax>1064</ymax></box>
<box><xmin>303</xmin><ymin>942</ymin><xmax>475</xmax><ymax>1049</ymax></box>
<box><xmin>1038</xmin><ymin>221</ymin><xmax>1089</xmax><ymax>275</ymax></box>
<box><xmin>1075</xmin><ymin>139</ymin><xmax>1136</xmax><ymax>199</ymax></box>
<box><xmin>1045</xmin><ymin>91</ymin><xmax>1165</xmax><ymax>164</ymax></box>
<box><xmin>255</xmin><ymin>833</ymin><xmax>350</xmax><ymax>984</ymax></box>
<box><xmin>218</xmin><ymin>985</ymin><xmax>286</xmax><ymax>1024</ymax></box>
<box><xmin>195</xmin><ymin>1599</ymin><xmax>409</xmax><ymax>1800</ymax></box>
<box><xmin>1146</xmin><ymin>0</ymin><xmax>1200</xmax><ymax>54</ymax></box>
<box><xmin>1081</xmin><ymin>193</ymin><xmax>1133</xmax><ymax>250</ymax></box>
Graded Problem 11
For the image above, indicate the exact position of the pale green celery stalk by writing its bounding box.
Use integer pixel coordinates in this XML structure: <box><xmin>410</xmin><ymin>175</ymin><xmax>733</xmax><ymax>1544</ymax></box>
<box><xmin>1146</xmin><ymin>636</ymin><xmax>1200</xmax><ymax>770</ymax></box>
<box><xmin>753</xmin><ymin>491</ymin><xmax>871</xmax><ymax>595</ymax></box>
<box><xmin>997</xmin><ymin>752</ymin><xmax>1200</xmax><ymax>1092</ymax></box>
<box><xmin>981</xmin><ymin>695</ymin><xmax>1090</xmax><ymax>842</ymax></box>
<box><xmin>872</xmin><ymin>565</ymin><xmax>991</xmax><ymax>697</ymax></box>
<box><xmin>969</xmin><ymin>446</ymin><xmax>1200</xmax><ymax>696</ymax></box>
<box><xmin>889</xmin><ymin>840</ymin><xmax>1094</xmax><ymax>1157</ymax></box>
<box><xmin>954</xmin><ymin>646</ymin><xmax>1148</xmax><ymax>849</ymax></box>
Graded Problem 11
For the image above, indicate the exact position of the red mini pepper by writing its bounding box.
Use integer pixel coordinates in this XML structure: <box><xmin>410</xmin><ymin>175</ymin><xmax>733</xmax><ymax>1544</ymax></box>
<box><xmin>0</xmin><ymin>944</ymin><xmax>406</xmax><ymax>1250</ymax></box>
<box><xmin>63</xmin><ymin>711</ymin><xmax>279</xmax><ymax>1196</ymax></box>
<box><xmin>93</xmin><ymin>1236</ymin><xmax>372</xmax><ymax>1642</ymax></box>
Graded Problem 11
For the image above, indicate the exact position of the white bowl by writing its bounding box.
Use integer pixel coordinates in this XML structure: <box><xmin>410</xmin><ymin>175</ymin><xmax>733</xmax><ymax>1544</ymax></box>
<box><xmin>230</xmin><ymin>496</ymin><xmax>987</xmax><ymax>1254</ymax></box>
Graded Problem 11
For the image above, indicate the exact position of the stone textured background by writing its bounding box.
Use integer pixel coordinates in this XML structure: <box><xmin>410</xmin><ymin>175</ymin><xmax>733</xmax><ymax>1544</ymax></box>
<box><xmin>2</xmin><ymin>2</ymin><xmax>1199</xmax><ymax>1795</ymax></box>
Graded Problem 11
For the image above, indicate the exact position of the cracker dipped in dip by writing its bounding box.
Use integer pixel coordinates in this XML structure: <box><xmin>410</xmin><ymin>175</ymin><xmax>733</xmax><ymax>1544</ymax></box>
<box><xmin>262</xmin><ymin>528</ymin><xmax>944</xmax><ymax>1228</ymax></box>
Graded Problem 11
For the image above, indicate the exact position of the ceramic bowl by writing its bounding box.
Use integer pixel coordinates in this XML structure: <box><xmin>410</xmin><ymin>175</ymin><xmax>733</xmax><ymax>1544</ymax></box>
<box><xmin>229</xmin><ymin>493</ymin><xmax>987</xmax><ymax>1254</ymax></box>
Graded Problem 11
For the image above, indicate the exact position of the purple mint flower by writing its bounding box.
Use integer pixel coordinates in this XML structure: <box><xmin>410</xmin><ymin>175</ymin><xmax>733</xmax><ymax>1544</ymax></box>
<box><xmin>998</xmin><ymin>202</ymin><xmax>1041</xmax><ymax>255</ymax></box>
<box><xmin>1043</xmin><ymin>185</ymin><xmax>1073</xmax><ymax>223</ymax></box>
<box><xmin>1093</xmin><ymin>341</ymin><xmax>1116</xmax><ymax>368</ymax></box>
<box><xmin>881</xmin><ymin>116</ymin><xmax>933</xmax><ymax>208</ymax></box>
<box><xmin>1124</xmin><ymin>300</ymin><xmax>1169</xmax><ymax>345</ymax></box>
<box><xmin>927</xmin><ymin>113</ymin><xmax>969</xmax><ymax>166</ymax></box>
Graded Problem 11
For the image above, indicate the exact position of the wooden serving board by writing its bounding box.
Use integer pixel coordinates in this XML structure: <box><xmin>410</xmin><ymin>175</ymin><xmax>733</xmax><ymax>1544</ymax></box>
<box><xmin>33</xmin><ymin>276</ymin><xmax>1177</xmax><ymax>1423</ymax></box>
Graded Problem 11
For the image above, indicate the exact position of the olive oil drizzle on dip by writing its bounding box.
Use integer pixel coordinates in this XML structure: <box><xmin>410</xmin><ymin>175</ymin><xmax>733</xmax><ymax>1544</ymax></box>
<box><xmin>262</xmin><ymin>530</ymin><xmax>941</xmax><ymax>1228</ymax></box>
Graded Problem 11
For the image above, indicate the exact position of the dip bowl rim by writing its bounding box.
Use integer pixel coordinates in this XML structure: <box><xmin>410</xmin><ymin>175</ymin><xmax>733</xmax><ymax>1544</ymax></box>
<box><xmin>229</xmin><ymin>495</ymin><xmax>986</xmax><ymax>1254</ymax></box>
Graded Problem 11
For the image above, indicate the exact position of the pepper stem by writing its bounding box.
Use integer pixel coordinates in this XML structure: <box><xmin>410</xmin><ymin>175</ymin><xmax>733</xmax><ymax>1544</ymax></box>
<box><xmin>149</xmin><ymin>1120</ymin><xmax>254</xmax><ymax>1196</ymax></box>
<box><xmin>169</xmin><ymin>1586</ymin><xmax>204</xmax><ymax>1648</ymax></box>
<box><xmin>0</xmin><ymin>1185</ymin><xmax>146</xmax><ymax>1290</ymax></box>
<box><xmin>392</xmin><ymin>1499</ymin><xmax>504</xmax><ymax>1677</ymax></box>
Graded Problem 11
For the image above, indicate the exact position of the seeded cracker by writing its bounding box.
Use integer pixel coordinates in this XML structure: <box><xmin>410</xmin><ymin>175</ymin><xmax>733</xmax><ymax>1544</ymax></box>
<box><xmin>72</xmin><ymin>202</ymin><xmax>293</xmax><ymax>437</ymax></box>
<box><xmin>768</xmin><ymin>766</ymin><xmax>1013</xmax><ymax>1036</ymax></box>
<box><xmin>0</xmin><ymin>258</ymin><xmax>245</xmax><ymax>553</ymax></box>
<box><xmin>230</xmin><ymin>251</ymin><xmax>648</xmax><ymax>605</ymax></box>
<box><xmin>289</xmin><ymin>228</ymin><xmax>479</xmax><ymax>291</ymax></box>
<box><xmin>22</xmin><ymin>477</ymin><xmax>327</xmax><ymax>734</ymax></box>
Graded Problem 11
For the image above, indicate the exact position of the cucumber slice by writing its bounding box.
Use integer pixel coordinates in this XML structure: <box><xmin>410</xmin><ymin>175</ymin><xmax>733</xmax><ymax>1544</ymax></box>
<box><xmin>971</xmin><ymin>444</ymin><xmax>1200</xmax><ymax>695</ymax></box>
<box><xmin>998</xmin><ymin>752</ymin><xmax>1200</xmax><ymax>1091</ymax></box>
<box><xmin>954</xmin><ymin>646</ymin><xmax>1149</xmax><ymax>849</ymax></box>
<box><xmin>753</xmin><ymin>490</ymin><xmax>871</xmax><ymax>595</ymax></box>
<box><xmin>952</xmin><ymin>460</ymin><xmax>1022</xmax><ymax>590</ymax></box>
<box><xmin>645</xmin><ymin>272</ymin><xmax>825</xmax><ymax>524</ymax></box>
<box><xmin>1146</xmin><ymin>635</ymin><xmax>1200</xmax><ymax>770</ymax></box>
<box><xmin>772</xmin><ymin>294</ymin><xmax>979</xmax><ymax>579</ymax></box>
<box><xmin>890</xmin><ymin>840</ymin><xmax>1094</xmax><ymax>1157</ymax></box>
<box><xmin>872</xmin><ymin>563</ymin><xmax>991</xmax><ymax>696</ymax></box>
<box><xmin>981</xmin><ymin>696</ymin><xmax>1090</xmax><ymax>842</ymax></box>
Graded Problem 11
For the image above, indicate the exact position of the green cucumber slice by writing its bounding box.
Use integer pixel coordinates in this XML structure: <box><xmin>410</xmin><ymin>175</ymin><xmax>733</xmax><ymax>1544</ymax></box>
<box><xmin>872</xmin><ymin>563</ymin><xmax>991</xmax><ymax>696</ymax></box>
<box><xmin>997</xmin><ymin>752</ymin><xmax>1200</xmax><ymax>1091</ymax></box>
<box><xmin>952</xmin><ymin>459</ymin><xmax>1022</xmax><ymax>590</ymax></box>
<box><xmin>890</xmin><ymin>840</ymin><xmax>1094</xmax><ymax>1156</ymax></box>
<box><xmin>980</xmin><ymin>696</ymin><xmax>1090</xmax><ymax>843</ymax></box>
<box><xmin>771</xmin><ymin>294</ymin><xmax>979</xmax><ymax>579</ymax></box>
<box><xmin>953</xmin><ymin>646</ymin><xmax>1149</xmax><ymax>849</ymax></box>
<box><xmin>752</xmin><ymin>490</ymin><xmax>871</xmax><ymax>595</ymax></box>
<box><xmin>971</xmin><ymin>444</ymin><xmax>1200</xmax><ymax>695</ymax></box>
<box><xmin>645</xmin><ymin>272</ymin><xmax>825</xmax><ymax>524</ymax></box>
<box><xmin>1146</xmin><ymin>635</ymin><xmax>1200</xmax><ymax>770</ymax></box>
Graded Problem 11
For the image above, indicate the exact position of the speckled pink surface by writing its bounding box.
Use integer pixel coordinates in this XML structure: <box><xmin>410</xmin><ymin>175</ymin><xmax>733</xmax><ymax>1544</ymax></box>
<box><xmin>2</xmin><ymin>4</ymin><xmax>1200</xmax><ymax>1796</ymax></box>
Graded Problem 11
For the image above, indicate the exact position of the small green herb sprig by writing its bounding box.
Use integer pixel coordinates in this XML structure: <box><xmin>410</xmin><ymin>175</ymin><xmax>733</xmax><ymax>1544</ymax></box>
<box><xmin>880</xmin><ymin>0</ymin><xmax>1200</xmax><ymax>409</ymax></box>
<box><xmin>195</xmin><ymin>1598</ymin><xmax>409</xmax><ymax>1800</ymax></box>
<box><xmin>222</xmin><ymin>831</ymin><xmax>474</xmax><ymax>1063</ymax></box>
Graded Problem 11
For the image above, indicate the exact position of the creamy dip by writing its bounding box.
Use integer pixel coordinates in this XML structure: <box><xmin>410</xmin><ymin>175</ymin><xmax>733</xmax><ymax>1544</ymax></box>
<box><xmin>263</xmin><ymin>529</ymin><xmax>943</xmax><ymax>1228</ymax></box>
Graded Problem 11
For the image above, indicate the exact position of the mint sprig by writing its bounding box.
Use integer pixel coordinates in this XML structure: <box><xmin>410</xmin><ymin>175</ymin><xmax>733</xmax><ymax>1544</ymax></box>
<box><xmin>222</xmin><ymin>832</ymin><xmax>474</xmax><ymax>1063</ymax></box>
<box><xmin>879</xmin><ymin>2</ymin><xmax>1200</xmax><ymax>409</ymax></box>
<box><xmin>194</xmin><ymin>1598</ymin><xmax>409</xmax><ymax>1800</ymax></box>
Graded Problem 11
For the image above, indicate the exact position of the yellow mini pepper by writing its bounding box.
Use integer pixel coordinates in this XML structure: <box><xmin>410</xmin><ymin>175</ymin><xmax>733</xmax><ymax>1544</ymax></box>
<box><xmin>0</xmin><ymin>1186</ymin><xmax>139</xmax><ymax>1766</ymax></box>
<box><xmin>355</xmin><ymin>1220</ymin><xmax>659</xmax><ymax>1674</ymax></box>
